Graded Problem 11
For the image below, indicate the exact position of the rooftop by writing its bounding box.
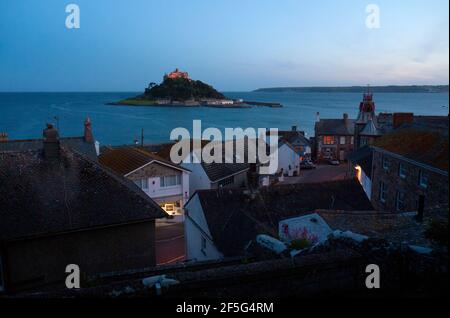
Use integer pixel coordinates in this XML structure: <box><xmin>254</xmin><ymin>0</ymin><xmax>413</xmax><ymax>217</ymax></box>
<box><xmin>0</xmin><ymin>146</ymin><xmax>167</xmax><ymax>241</ymax></box>
<box><xmin>315</xmin><ymin>118</ymin><xmax>355</xmax><ymax>136</ymax></box>
<box><xmin>191</xmin><ymin>178</ymin><xmax>373</xmax><ymax>257</ymax></box>
<box><xmin>374</xmin><ymin>123</ymin><xmax>449</xmax><ymax>172</ymax></box>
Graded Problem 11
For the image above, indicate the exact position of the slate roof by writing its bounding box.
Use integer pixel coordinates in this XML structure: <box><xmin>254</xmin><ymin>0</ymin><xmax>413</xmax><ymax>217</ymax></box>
<box><xmin>99</xmin><ymin>146</ymin><xmax>188</xmax><ymax>176</ymax></box>
<box><xmin>348</xmin><ymin>146</ymin><xmax>373</xmax><ymax>178</ymax></box>
<box><xmin>0</xmin><ymin>137</ymin><xmax>98</xmax><ymax>160</ymax></box>
<box><xmin>0</xmin><ymin>147</ymin><xmax>167</xmax><ymax>241</ymax></box>
<box><xmin>277</xmin><ymin>130</ymin><xmax>311</xmax><ymax>147</ymax></box>
<box><xmin>374</xmin><ymin>124</ymin><xmax>449</xmax><ymax>172</ymax></box>
<box><xmin>315</xmin><ymin>119</ymin><xmax>355</xmax><ymax>136</ymax></box>
<box><xmin>192</xmin><ymin>178</ymin><xmax>373</xmax><ymax>257</ymax></box>
<box><xmin>156</xmin><ymin>140</ymin><xmax>250</xmax><ymax>183</ymax></box>
<box><xmin>316</xmin><ymin>210</ymin><xmax>431</xmax><ymax>246</ymax></box>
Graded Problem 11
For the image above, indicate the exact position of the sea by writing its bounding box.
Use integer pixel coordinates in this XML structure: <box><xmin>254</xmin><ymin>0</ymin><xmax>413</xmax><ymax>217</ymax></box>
<box><xmin>0</xmin><ymin>92</ymin><xmax>448</xmax><ymax>146</ymax></box>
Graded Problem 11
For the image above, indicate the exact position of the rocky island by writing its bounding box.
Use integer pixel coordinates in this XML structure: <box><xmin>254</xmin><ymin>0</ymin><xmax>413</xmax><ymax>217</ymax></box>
<box><xmin>109</xmin><ymin>69</ymin><xmax>252</xmax><ymax>108</ymax></box>
<box><xmin>109</xmin><ymin>69</ymin><xmax>282</xmax><ymax>108</ymax></box>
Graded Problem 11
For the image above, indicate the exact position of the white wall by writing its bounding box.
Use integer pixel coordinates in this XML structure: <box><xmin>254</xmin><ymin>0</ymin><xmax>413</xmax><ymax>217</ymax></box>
<box><xmin>181</xmin><ymin>152</ymin><xmax>212</xmax><ymax>194</ymax></box>
<box><xmin>278</xmin><ymin>144</ymin><xmax>300</xmax><ymax>176</ymax></box>
<box><xmin>357</xmin><ymin>169</ymin><xmax>372</xmax><ymax>200</ymax></box>
<box><xmin>185</xmin><ymin>195</ymin><xmax>223</xmax><ymax>262</ymax></box>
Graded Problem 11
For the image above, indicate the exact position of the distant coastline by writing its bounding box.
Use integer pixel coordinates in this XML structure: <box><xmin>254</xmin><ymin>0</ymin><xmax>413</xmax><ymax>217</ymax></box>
<box><xmin>254</xmin><ymin>85</ymin><xmax>449</xmax><ymax>93</ymax></box>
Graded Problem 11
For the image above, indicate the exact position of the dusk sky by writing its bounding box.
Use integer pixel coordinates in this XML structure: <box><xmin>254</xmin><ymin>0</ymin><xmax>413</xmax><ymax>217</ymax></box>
<box><xmin>0</xmin><ymin>0</ymin><xmax>448</xmax><ymax>92</ymax></box>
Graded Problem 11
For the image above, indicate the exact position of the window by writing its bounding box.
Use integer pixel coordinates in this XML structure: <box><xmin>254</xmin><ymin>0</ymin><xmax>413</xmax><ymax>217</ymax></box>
<box><xmin>160</xmin><ymin>175</ymin><xmax>181</xmax><ymax>187</ymax></box>
<box><xmin>382</xmin><ymin>156</ymin><xmax>390</xmax><ymax>171</ymax></box>
<box><xmin>396</xmin><ymin>191</ymin><xmax>406</xmax><ymax>211</ymax></box>
<box><xmin>350</xmin><ymin>137</ymin><xmax>354</xmax><ymax>145</ymax></box>
<box><xmin>134</xmin><ymin>178</ymin><xmax>149</xmax><ymax>190</ymax></box>
<box><xmin>323</xmin><ymin>136</ymin><xmax>335</xmax><ymax>145</ymax></box>
<box><xmin>201</xmin><ymin>236</ymin><xmax>207</xmax><ymax>255</ymax></box>
<box><xmin>218</xmin><ymin>176</ymin><xmax>234</xmax><ymax>187</ymax></box>
<box><xmin>419</xmin><ymin>170</ymin><xmax>428</xmax><ymax>189</ymax></box>
<box><xmin>379</xmin><ymin>182</ymin><xmax>387</xmax><ymax>203</ymax></box>
<box><xmin>340</xmin><ymin>137</ymin><xmax>346</xmax><ymax>145</ymax></box>
<box><xmin>399</xmin><ymin>163</ymin><xmax>407</xmax><ymax>179</ymax></box>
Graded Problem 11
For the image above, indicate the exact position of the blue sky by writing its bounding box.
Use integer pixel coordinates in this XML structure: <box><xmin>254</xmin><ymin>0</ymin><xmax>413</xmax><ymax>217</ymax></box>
<box><xmin>0</xmin><ymin>0</ymin><xmax>448</xmax><ymax>91</ymax></box>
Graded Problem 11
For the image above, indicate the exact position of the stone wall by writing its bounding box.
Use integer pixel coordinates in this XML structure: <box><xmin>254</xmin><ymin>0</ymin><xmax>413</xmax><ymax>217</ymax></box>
<box><xmin>371</xmin><ymin>149</ymin><xmax>449</xmax><ymax>212</ymax></box>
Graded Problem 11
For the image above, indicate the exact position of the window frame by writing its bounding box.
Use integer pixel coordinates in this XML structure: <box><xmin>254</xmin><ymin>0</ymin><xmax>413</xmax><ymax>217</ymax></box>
<box><xmin>323</xmin><ymin>136</ymin><xmax>335</xmax><ymax>145</ymax></box>
<box><xmin>382</xmin><ymin>156</ymin><xmax>390</xmax><ymax>171</ymax></box>
<box><xmin>160</xmin><ymin>175</ymin><xmax>182</xmax><ymax>188</ymax></box>
<box><xmin>418</xmin><ymin>170</ymin><xmax>428</xmax><ymax>189</ymax></box>
<box><xmin>399</xmin><ymin>163</ymin><xmax>407</xmax><ymax>179</ymax></box>
<box><xmin>379</xmin><ymin>181</ymin><xmax>387</xmax><ymax>203</ymax></box>
<box><xmin>396</xmin><ymin>190</ymin><xmax>406</xmax><ymax>211</ymax></box>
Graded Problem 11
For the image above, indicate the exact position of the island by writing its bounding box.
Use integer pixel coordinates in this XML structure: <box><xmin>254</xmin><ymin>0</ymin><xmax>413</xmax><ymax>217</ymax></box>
<box><xmin>108</xmin><ymin>69</ymin><xmax>281</xmax><ymax>108</ymax></box>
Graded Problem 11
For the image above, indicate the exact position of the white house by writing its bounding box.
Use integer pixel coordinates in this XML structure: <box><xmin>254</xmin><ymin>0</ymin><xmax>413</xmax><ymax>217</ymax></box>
<box><xmin>277</xmin><ymin>141</ymin><xmax>301</xmax><ymax>177</ymax></box>
<box><xmin>99</xmin><ymin>146</ymin><xmax>190</xmax><ymax>221</ymax></box>
<box><xmin>156</xmin><ymin>140</ymin><xmax>250</xmax><ymax>195</ymax></box>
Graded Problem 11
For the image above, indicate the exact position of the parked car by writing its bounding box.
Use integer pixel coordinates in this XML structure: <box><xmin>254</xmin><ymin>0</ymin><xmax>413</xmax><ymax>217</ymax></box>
<box><xmin>328</xmin><ymin>159</ymin><xmax>340</xmax><ymax>166</ymax></box>
<box><xmin>300</xmin><ymin>160</ymin><xmax>317</xmax><ymax>169</ymax></box>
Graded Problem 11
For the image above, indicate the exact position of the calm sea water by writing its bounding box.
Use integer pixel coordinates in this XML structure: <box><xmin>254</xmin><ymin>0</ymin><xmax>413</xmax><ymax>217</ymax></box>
<box><xmin>0</xmin><ymin>92</ymin><xmax>448</xmax><ymax>145</ymax></box>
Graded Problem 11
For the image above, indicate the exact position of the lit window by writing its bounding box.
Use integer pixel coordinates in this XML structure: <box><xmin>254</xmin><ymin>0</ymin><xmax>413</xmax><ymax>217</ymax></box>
<box><xmin>323</xmin><ymin>136</ymin><xmax>335</xmax><ymax>145</ymax></box>
<box><xmin>396</xmin><ymin>191</ymin><xmax>406</xmax><ymax>211</ymax></box>
<box><xmin>399</xmin><ymin>163</ymin><xmax>407</xmax><ymax>179</ymax></box>
<box><xmin>382</xmin><ymin>156</ymin><xmax>390</xmax><ymax>171</ymax></box>
<box><xmin>419</xmin><ymin>170</ymin><xmax>428</xmax><ymax>189</ymax></box>
<box><xmin>379</xmin><ymin>182</ymin><xmax>387</xmax><ymax>203</ymax></box>
<box><xmin>340</xmin><ymin>137</ymin><xmax>346</xmax><ymax>145</ymax></box>
<box><xmin>160</xmin><ymin>175</ymin><xmax>181</xmax><ymax>187</ymax></box>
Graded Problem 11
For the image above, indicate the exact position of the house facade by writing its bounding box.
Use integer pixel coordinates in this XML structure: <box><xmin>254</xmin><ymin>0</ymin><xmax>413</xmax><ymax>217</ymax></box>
<box><xmin>0</xmin><ymin>124</ymin><xmax>167</xmax><ymax>293</ymax></box>
<box><xmin>99</xmin><ymin>147</ymin><xmax>190</xmax><ymax>219</ymax></box>
<box><xmin>370</xmin><ymin>125</ymin><xmax>449</xmax><ymax>212</ymax></box>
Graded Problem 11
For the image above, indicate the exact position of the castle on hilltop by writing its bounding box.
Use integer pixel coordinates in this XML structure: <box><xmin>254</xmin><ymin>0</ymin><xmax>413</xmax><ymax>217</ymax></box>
<box><xmin>164</xmin><ymin>68</ymin><xmax>190</xmax><ymax>80</ymax></box>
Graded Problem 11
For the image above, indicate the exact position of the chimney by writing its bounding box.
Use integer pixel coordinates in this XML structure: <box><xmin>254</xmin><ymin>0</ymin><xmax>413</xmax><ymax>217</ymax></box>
<box><xmin>43</xmin><ymin>124</ymin><xmax>60</xmax><ymax>159</ymax></box>
<box><xmin>291</xmin><ymin>126</ymin><xmax>297</xmax><ymax>132</ymax></box>
<box><xmin>343</xmin><ymin>113</ymin><xmax>349</xmax><ymax>127</ymax></box>
<box><xmin>416</xmin><ymin>195</ymin><xmax>425</xmax><ymax>222</ymax></box>
<box><xmin>393</xmin><ymin>113</ymin><xmax>414</xmax><ymax>129</ymax></box>
<box><xmin>316</xmin><ymin>112</ymin><xmax>320</xmax><ymax>122</ymax></box>
<box><xmin>84</xmin><ymin>117</ymin><xmax>94</xmax><ymax>143</ymax></box>
<box><xmin>0</xmin><ymin>132</ymin><xmax>7</xmax><ymax>142</ymax></box>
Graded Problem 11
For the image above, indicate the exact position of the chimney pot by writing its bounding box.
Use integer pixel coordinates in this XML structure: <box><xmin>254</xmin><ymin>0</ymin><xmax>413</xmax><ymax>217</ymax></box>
<box><xmin>0</xmin><ymin>132</ymin><xmax>8</xmax><ymax>142</ymax></box>
<box><xmin>84</xmin><ymin>117</ymin><xmax>94</xmax><ymax>143</ymax></box>
<box><xmin>43</xmin><ymin>124</ymin><xmax>60</xmax><ymax>159</ymax></box>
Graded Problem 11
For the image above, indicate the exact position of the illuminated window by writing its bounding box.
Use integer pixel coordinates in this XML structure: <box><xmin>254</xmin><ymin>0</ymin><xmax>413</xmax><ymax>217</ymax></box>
<box><xmin>323</xmin><ymin>136</ymin><xmax>335</xmax><ymax>145</ymax></box>
<box><xmin>340</xmin><ymin>137</ymin><xmax>346</xmax><ymax>145</ymax></box>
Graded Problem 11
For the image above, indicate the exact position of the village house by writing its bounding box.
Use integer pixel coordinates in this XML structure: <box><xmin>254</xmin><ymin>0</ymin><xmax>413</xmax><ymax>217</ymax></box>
<box><xmin>0</xmin><ymin>124</ymin><xmax>167</xmax><ymax>293</ymax></box>
<box><xmin>370</xmin><ymin>121</ymin><xmax>449</xmax><ymax>213</ymax></box>
<box><xmin>99</xmin><ymin>146</ymin><xmax>190</xmax><ymax>220</ymax></box>
<box><xmin>347</xmin><ymin>115</ymin><xmax>449</xmax><ymax>213</ymax></box>
<box><xmin>156</xmin><ymin>140</ymin><xmax>250</xmax><ymax>195</ymax></box>
<box><xmin>183</xmin><ymin>179</ymin><xmax>373</xmax><ymax>262</ymax></box>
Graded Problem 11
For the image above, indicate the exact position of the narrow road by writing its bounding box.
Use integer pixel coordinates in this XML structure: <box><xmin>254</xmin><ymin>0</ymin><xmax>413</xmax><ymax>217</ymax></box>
<box><xmin>155</xmin><ymin>222</ymin><xmax>186</xmax><ymax>265</ymax></box>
